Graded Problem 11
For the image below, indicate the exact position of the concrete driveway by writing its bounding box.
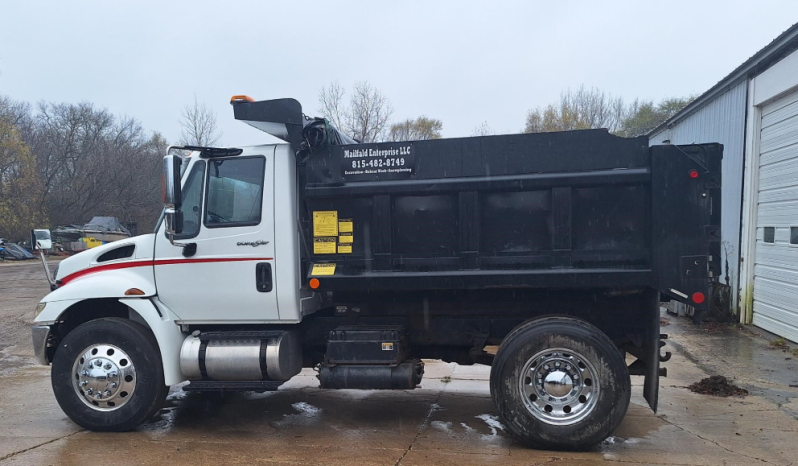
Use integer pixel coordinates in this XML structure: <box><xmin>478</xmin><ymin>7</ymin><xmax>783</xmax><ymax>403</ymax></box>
<box><xmin>2</xmin><ymin>261</ymin><xmax>798</xmax><ymax>465</ymax></box>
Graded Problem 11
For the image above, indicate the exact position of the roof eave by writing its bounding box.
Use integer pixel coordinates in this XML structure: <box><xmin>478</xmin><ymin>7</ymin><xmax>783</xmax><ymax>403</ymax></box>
<box><xmin>648</xmin><ymin>22</ymin><xmax>798</xmax><ymax>138</ymax></box>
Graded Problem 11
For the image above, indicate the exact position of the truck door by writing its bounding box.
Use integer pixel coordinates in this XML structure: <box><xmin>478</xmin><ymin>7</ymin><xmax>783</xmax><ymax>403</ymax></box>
<box><xmin>153</xmin><ymin>150</ymin><xmax>278</xmax><ymax>322</ymax></box>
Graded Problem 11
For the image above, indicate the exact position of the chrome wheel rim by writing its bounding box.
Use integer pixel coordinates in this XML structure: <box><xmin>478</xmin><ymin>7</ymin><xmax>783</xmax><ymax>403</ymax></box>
<box><xmin>519</xmin><ymin>348</ymin><xmax>599</xmax><ymax>426</ymax></box>
<box><xmin>72</xmin><ymin>344</ymin><xmax>136</xmax><ymax>411</ymax></box>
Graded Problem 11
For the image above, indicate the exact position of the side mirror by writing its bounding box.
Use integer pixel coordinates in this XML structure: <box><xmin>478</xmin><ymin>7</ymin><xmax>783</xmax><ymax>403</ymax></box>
<box><xmin>31</xmin><ymin>229</ymin><xmax>52</xmax><ymax>251</ymax></box>
<box><xmin>163</xmin><ymin>155</ymin><xmax>183</xmax><ymax>209</ymax></box>
<box><xmin>163</xmin><ymin>155</ymin><xmax>184</xmax><ymax>242</ymax></box>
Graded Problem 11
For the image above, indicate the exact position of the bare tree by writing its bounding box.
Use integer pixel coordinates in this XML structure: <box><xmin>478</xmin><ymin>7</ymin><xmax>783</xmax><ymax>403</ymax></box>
<box><xmin>524</xmin><ymin>86</ymin><xmax>625</xmax><ymax>134</ymax></box>
<box><xmin>347</xmin><ymin>82</ymin><xmax>393</xmax><ymax>142</ymax></box>
<box><xmin>318</xmin><ymin>82</ymin><xmax>347</xmax><ymax>130</ymax></box>
<box><xmin>317</xmin><ymin>81</ymin><xmax>394</xmax><ymax>143</ymax></box>
<box><xmin>179</xmin><ymin>95</ymin><xmax>221</xmax><ymax>146</ymax></box>
<box><xmin>389</xmin><ymin>116</ymin><xmax>442</xmax><ymax>141</ymax></box>
<box><xmin>472</xmin><ymin>121</ymin><xmax>495</xmax><ymax>136</ymax></box>
<box><xmin>2</xmin><ymin>97</ymin><xmax>167</xmax><ymax>231</ymax></box>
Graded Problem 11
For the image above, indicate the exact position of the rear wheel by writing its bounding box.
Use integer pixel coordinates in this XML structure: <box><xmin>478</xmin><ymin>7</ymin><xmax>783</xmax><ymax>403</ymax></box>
<box><xmin>490</xmin><ymin>316</ymin><xmax>630</xmax><ymax>450</ymax></box>
<box><xmin>52</xmin><ymin>317</ymin><xmax>168</xmax><ymax>431</ymax></box>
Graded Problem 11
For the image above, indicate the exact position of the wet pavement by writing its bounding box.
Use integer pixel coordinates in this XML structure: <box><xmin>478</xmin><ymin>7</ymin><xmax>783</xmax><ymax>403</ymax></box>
<box><xmin>2</xmin><ymin>262</ymin><xmax>798</xmax><ymax>465</ymax></box>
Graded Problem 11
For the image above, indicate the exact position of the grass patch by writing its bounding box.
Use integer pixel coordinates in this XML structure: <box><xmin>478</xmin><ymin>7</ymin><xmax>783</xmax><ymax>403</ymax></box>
<box><xmin>441</xmin><ymin>376</ymin><xmax>451</xmax><ymax>383</ymax></box>
<box><xmin>769</xmin><ymin>338</ymin><xmax>789</xmax><ymax>350</ymax></box>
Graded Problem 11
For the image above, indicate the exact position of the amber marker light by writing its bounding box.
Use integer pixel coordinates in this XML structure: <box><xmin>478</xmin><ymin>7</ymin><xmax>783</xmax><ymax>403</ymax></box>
<box><xmin>309</xmin><ymin>278</ymin><xmax>320</xmax><ymax>289</ymax></box>
<box><xmin>230</xmin><ymin>95</ymin><xmax>255</xmax><ymax>104</ymax></box>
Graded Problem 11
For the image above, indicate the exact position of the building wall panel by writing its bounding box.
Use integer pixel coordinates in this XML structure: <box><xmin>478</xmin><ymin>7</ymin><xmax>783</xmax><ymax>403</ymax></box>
<box><xmin>649</xmin><ymin>80</ymin><xmax>748</xmax><ymax>313</ymax></box>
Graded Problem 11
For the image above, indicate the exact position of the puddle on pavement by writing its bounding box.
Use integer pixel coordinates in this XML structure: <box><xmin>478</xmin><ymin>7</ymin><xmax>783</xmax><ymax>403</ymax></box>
<box><xmin>474</xmin><ymin>414</ymin><xmax>505</xmax><ymax>436</ymax></box>
<box><xmin>429</xmin><ymin>413</ymin><xmax>506</xmax><ymax>439</ymax></box>
<box><xmin>0</xmin><ymin>345</ymin><xmax>30</xmax><ymax>375</ymax></box>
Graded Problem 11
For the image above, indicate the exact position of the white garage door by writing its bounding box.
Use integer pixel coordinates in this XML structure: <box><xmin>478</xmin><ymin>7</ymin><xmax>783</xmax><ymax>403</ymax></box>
<box><xmin>753</xmin><ymin>89</ymin><xmax>798</xmax><ymax>343</ymax></box>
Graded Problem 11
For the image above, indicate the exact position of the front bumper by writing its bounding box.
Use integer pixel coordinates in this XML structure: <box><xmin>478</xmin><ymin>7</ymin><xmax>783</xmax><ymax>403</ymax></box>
<box><xmin>32</xmin><ymin>325</ymin><xmax>52</xmax><ymax>365</ymax></box>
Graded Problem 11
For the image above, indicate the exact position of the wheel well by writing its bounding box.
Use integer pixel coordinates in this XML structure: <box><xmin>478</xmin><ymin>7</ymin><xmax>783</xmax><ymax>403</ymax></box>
<box><xmin>48</xmin><ymin>299</ymin><xmax>141</xmax><ymax>361</ymax></box>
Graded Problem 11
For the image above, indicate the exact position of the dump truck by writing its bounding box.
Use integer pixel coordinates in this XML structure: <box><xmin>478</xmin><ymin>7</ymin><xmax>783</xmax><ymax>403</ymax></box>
<box><xmin>31</xmin><ymin>96</ymin><xmax>722</xmax><ymax>450</ymax></box>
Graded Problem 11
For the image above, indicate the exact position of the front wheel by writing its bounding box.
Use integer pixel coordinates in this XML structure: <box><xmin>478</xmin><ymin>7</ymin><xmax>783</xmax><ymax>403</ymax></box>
<box><xmin>51</xmin><ymin>317</ymin><xmax>168</xmax><ymax>431</ymax></box>
<box><xmin>490</xmin><ymin>316</ymin><xmax>630</xmax><ymax>450</ymax></box>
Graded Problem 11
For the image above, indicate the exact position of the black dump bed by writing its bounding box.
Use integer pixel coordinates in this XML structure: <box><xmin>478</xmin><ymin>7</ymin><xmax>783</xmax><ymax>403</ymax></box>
<box><xmin>233</xmin><ymin>98</ymin><xmax>722</xmax><ymax>310</ymax></box>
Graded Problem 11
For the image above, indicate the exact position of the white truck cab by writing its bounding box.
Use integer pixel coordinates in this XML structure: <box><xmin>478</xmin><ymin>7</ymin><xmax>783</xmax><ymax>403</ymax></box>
<box><xmin>33</xmin><ymin>142</ymin><xmax>319</xmax><ymax>409</ymax></box>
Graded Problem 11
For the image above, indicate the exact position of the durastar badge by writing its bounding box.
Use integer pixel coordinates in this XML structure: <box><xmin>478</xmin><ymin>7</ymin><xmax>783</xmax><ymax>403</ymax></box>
<box><xmin>237</xmin><ymin>240</ymin><xmax>269</xmax><ymax>247</ymax></box>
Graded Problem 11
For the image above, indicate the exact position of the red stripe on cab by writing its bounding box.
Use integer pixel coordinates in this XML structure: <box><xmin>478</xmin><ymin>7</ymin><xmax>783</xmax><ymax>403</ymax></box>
<box><xmin>59</xmin><ymin>257</ymin><xmax>274</xmax><ymax>286</ymax></box>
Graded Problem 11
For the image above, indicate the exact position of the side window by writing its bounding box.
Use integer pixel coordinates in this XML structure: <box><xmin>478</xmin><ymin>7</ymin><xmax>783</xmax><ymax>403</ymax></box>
<box><xmin>174</xmin><ymin>160</ymin><xmax>206</xmax><ymax>240</ymax></box>
<box><xmin>763</xmin><ymin>227</ymin><xmax>775</xmax><ymax>244</ymax></box>
<box><xmin>205</xmin><ymin>157</ymin><xmax>265</xmax><ymax>228</ymax></box>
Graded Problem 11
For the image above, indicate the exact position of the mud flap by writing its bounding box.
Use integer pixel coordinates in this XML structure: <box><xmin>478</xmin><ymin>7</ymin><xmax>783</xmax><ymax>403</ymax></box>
<box><xmin>642</xmin><ymin>288</ymin><xmax>661</xmax><ymax>412</ymax></box>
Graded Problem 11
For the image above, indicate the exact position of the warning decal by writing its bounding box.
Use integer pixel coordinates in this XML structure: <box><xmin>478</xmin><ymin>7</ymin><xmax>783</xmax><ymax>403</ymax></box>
<box><xmin>311</xmin><ymin>263</ymin><xmax>336</xmax><ymax>276</ymax></box>
<box><xmin>338</xmin><ymin>233</ymin><xmax>353</xmax><ymax>244</ymax></box>
<box><xmin>338</xmin><ymin>219</ymin><xmax>353</xmax><ymax>233</ymax></box>
<box><xmin>313</xmin><ymin>211</ymin><xmax>338</xmax><ymax>237</ymax></box>
<box><xmin>313</xmin><ymin>237</ymin><xmax>337</xmax><ymax>254</ymax></box>
<box><xmin>337</xmin><ymin>244</ymin><xmax>352</xmax><ymax>254</ymax></box>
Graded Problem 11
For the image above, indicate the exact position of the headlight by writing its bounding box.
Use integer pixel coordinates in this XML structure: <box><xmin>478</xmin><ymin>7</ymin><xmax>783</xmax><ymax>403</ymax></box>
<box><xmin>34</xmin><ymin>302</ymin><xmax>47</xmax><ymax>318</ymax></box>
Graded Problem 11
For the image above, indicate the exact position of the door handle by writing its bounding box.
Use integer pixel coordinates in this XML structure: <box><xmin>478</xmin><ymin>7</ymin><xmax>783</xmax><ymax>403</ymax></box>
<box><xmin>256</xmin><ymin>262</ymin><xmax>273</xmax><ymax>292</ymax></box>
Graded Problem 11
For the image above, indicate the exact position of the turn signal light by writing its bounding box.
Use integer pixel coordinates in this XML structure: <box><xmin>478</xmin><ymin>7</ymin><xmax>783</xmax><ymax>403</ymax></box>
<box><xmin>691</xmin><ymin>292</ymin><xmax>705</xmax><ymax>304</ymax></box>
<box><xmin>124</xmin><ymin>288</ymin><xmax>146</xmax><ymax>296</ymax></box>
<box><xmin>309</xmin><ymin>278</ymin><xmax>320</xmax><ymax>289</ymax></box>
<box><xmin>230</xmin><ymin>95</ymin><xmax>255</xmax><ymax>104</ymax></box>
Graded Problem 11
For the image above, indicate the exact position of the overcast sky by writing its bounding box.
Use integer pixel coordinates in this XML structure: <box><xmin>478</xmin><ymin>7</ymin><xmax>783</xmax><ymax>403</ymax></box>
<box><xmin>2</xmin><ymin>1</ymin><xmax>797</xmax><ymax>146</ymax></box>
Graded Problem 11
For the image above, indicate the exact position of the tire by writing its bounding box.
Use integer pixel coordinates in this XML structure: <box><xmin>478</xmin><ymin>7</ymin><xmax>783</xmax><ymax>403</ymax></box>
<box><xmin>51</xmin><ymin>317</ymin><xmax>169</xmax><ymax>431</ymax></box>
<box><xmin>490</xmin><ymin>316</ymin><xmax>630</xmax><ymax>450</ymax></box>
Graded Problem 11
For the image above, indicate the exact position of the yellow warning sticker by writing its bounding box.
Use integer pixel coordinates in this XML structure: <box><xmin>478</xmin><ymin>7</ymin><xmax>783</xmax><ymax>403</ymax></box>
<box><xmin>338</xmin><ymin>219</ymin><xmax>353</xmax><ymax>233</ymax></box>
<box><xmin>337</xmin><ymin>244</ymin><xmax>352</xmax><ymax>254</ymax></box>
<box><xmin>338</xmin><ymin>233</ymin><xmax>353</xmax><ymax>244</ymax></box>
<box><xmin>313</xmin><ymin>211</ymin><xmax>338</xmax><ymax>237</ymax></box>
<box><xmin>313</xmin><ymin>237</ymin><xmax>337</xmax><ymax>254</ymax></box>
<box><xmin>311</xmin><ymin>263</ymin><xmax>336</xmax><ymax>276</ymax></box>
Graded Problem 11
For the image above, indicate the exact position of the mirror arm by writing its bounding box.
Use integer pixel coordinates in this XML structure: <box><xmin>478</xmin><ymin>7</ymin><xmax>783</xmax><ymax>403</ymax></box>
<box><xmin>165</xmin><ymin>214</ymin><xmax>187</xmax><ymax>248</ymax></box>
<box><xmin>38</xmin><ymin>250</ymin><xmax>56</xmax><ymax>288</ymax></box>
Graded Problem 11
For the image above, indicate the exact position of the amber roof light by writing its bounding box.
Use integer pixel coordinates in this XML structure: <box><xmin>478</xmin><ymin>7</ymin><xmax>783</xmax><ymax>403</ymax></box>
<box><xmin>230</xmin><ymin>95</ymin><xmax>255</xmax><ymax>104</ymax></box>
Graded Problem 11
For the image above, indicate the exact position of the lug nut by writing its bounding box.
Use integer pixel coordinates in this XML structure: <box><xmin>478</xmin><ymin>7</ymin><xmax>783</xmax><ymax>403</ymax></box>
<box><xmin>108</xmin><ymin>371</ymin><xmax>118</xmax><ymax>378</ymax></box>
<box><xmin>94</xmin><ymin>360</ymin><xmax>102</xmax><ymax>367</ymax></box>
<box><xmin>109</xmin><ymin>382</ymin><xmax>118</xmax><ymax>389</ymax></box>
<box><xmin>80</xmin><ymin>380</ymin><xmax>88</xmax><ymax>387</ymax></box>
<box><xmin>104</xmin><ymin>363</ymin><xmax>112</xmax><ymax>370</ymax></box>
<box><xmin>95</xmin><ymin>392</ymin><xmax>102</xmax><ymax>399</ymax></box>
<box><xmin>103</xmin><ymin>390</ymin><xmax>112</xmax><ymax>397</ymax></box>
<box><xmin>81</xmin><ymin>370</ymin><xmax>89</xmax><ymax>377</ymax></box>
<box><xmin>555</xmin><ymin>362</ymin><xmax>561</xmax><ymax>367</ymax></box>
<box><xmin>86</xmin><ymin>388</ymin><xmax>93</xmax><ymax>395</ymax></box>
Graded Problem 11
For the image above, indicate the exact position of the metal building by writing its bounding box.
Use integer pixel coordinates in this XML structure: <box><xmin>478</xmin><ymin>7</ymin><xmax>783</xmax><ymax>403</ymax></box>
<box><xmin>649</xmin><ymin>23</ymin><xmax>798</xmax><ymax>343</ymax></box>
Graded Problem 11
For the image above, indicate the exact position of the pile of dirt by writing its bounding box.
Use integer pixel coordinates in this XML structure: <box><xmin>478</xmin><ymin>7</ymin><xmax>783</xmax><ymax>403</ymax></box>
<box><xmin>688</xmin><ymin>376</ymin><xmax>748</xmax><ymax>397</ymax></box>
